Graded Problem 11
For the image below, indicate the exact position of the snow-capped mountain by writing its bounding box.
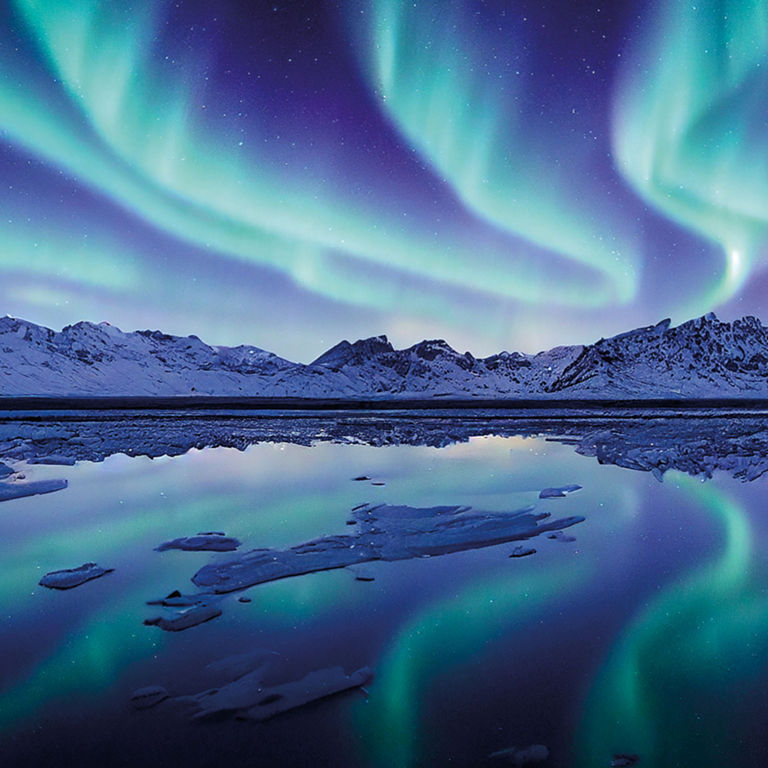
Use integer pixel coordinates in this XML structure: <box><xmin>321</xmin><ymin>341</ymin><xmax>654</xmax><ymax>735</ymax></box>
<box><xmin>0</xmin><ymin>317</ymin><xmax>298</xmax><ymax>397</ymax></box>
<box><xmin>1</xmin><ymin>313</ymin><xmax>768</xmax><ymax>399</ymax></box>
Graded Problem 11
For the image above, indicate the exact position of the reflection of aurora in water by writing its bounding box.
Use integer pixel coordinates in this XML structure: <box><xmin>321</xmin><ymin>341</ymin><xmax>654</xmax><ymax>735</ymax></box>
<box><xmin>0</xmin><ymin>447</ymin><xmax>388</xmax><ymax>732</ymax></box>
<box><xmin>576</xmin><ymin>474</ymin><xmax>768</xmax><ymax>767</ymax></box>
<box><xmin>4</xmin><ymin>434</ymin><xmax>768</xmax><ymax>767</ymax></box>
<box><xmin>356</xmin><ymin>560</ymin><xmax>595</xmax><ymax>768</ymax></box>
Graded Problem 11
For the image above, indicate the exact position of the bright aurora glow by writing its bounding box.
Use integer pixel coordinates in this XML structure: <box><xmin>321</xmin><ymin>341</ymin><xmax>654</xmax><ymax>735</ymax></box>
<box><xmin>0</xmin><ymin>0</ymin><xmax>767</xmax><ymax>359</ymax></box>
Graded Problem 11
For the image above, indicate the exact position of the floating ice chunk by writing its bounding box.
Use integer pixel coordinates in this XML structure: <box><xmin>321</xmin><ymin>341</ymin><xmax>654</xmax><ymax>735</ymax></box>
<box><xmin>146</xmin><ymin>590</ymin><xmax>205</xmax><ymax>607</ymax></box>
<box><xmin>137</xmin><ymin>654</ymin><xmax>370</xmax><ymax>722</ymax></box>
<box><xmin>0</xmin><ymin>478</ymin><xmax>67</xmax><ymax>502</ymax></box>
<box><xmin>509</xmin><ymin>545</ymin><xmax>536</xmax><ymax>558</ymax></box>
<box><xmin>489</xmin><ymin>744</ymin><xmax>549</xmax><ymax>764</ymax></box>
<box><xmin>155</xmin><ymin>533</ymin><xmax>241</xmax><ymax>552</ymax></box>
<box><xmin>539</xmin><ymin>484</ymin><xmax>582</xmax><ymax>498</ymax></box>
<box><xmin>39</xmin><ymin>562</ymin><xmax>113</xmax><ymax>590</ymax></box>
<box><xmin>548</xmin><ymin>531</ymin><xmax>576</xmax><ymax>543</ymax></box>
<box><xmin>611</xmin><ymin>755</ymin><xmax>640</xmax><ymax>767</ymax></box>
<box><xmin>240</xmin><ymin>666</ymin><xmax>372</xmax><ymax>722</ymax></box>
<box><xmin>28</xmin><ymin>455</ymin><xmax>77</xmax><ymax>466</ymax></box>
<box><xmin>130</xmin><ymin>686</ymin><xmax>169</xmax><ymax>710</ymax></box>
<box><xmin>191</xmin><ymin>666</ymin><xmax>273</xmax><ymax>718</ymax></box>
<box><xmin>144</xmin><ymin>603</ymin><xmax>222</xmax><ymax>632</ymax></box>
<box><xmin>193</xmin><ymin>503</ymin><xmax>584</xmax><ymax>593</ymax></box>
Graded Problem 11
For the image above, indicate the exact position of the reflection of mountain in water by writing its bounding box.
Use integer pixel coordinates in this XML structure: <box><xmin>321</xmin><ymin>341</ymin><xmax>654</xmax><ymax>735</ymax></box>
<box><xmin>2</xmin><ymin>410</ymin><xmax>768</xmax><ymax>481</ymax></box>
<box><xmin>572</xmin><ymin>418</ymin><xmax>768</xmax><ymax>481</ymax></box>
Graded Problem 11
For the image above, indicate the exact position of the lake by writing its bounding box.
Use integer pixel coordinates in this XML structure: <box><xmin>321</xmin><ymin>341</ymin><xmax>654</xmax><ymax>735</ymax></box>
<box><xmin>1</xmin><ymin>409</ymin><xmax>767</xmax><ymax>767</ymax></box>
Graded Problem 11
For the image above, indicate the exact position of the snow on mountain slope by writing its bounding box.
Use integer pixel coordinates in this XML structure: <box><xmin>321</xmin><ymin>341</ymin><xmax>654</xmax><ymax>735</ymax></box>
<box><xmin>1</xmin><ymin>313</ymin><xmax>768</xmax><ymax>399</ymax></box>
<box><xmin>0</xmin><ymin>317</ymin><xmax>299</xmax><ymax>396</ymax></box>
<box><xmin>549</xmin><ymin>314</ymin><xmax>768</xmax><ymax>398</ymax></box>
<box><xmin>288</xmin><ymin>336</ymin><xmax>584</xmax><ymax>398</ymax></box>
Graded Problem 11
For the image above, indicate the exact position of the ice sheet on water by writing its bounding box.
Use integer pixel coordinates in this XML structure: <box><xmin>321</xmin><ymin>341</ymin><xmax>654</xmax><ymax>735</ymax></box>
<box><xmin>0</xmin><ymin>478</ymin><xmax>67</xmax><ymax>502</ymax></box>
<box><xmin>134</xmin><ymin>647</ymin><xmax>371</xmax><ymax>723</ymax></box>
<box><xmin>144</xmin><ymin>603</ymin><xmax>222</xmax><ymax>631</ymax></box>
<box><xmin>39</xmin><ymin>562</ymin><xmax>113</xmax><ymax>590</ymax></box>
<box><xmin>539</xmin><ymin>484</ymin><xmax>582</xmax><ymax>498</ymax></box>
<box><xmin>489</xmin><ymin>744</ymin><xmax>549</xmax><ymax>764</ymax></box>
<box><xmin>186</xmin><ymin>664</ymin><xmax>371</xmax><ymax>721</ymax></box>
<box><xmin>27</xmin><ymin>455</ymin><xmax>77</xmax><ymax>466</ymax></box>
<box><xmin>155</xmin><ymin>533</ymin><xmax>241</xmax><ymax>552</ymax></box>
<box><xmin>192</xmin><ymin>502</ymin><xmax>585</xmax><ymax>593</ymax></box>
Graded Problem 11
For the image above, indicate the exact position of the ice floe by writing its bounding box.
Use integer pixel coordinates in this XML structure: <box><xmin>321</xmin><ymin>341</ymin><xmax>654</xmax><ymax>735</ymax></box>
<box><xmin>192</xmin><ymin>502</ymin><xmax>584</xmax><ymax>593</ymax></box>
<box><xmin>146</xmin><ymin>589</ymin><xmax>204</xmax><ymax>607</ymax></box>
<box><xmin>539</xmin><ymin>484</ymin><xmax>582</xmax><ymax>498</ymax></box>
<box><xmin>144</xmin><ymin>603</ymin><xmax>222</xmax><ymax>631</ymax></box>
<box><xmin>489</xmin><ymin>744</ymin><xmax>549</xmax><ymax>764</ymax></box>
<box><xmin>548</xmin><ymin>531</ymin><xmax>577</xmax><ymax>543</ymax></box>
<box><xmin>188</xmin><ymin>664</ymin><xmax>372</xmax><ymax>721</ymax></box>
<box><xmin>0</xmin><ymin>478</ymin><xmax>67</xmax><ymax>502</ymax></box>
<box><xmin>509</xmin><ymin>545</ymin><xmax>537</xmax><ymax>558</ymax></box>
<box><xmin>611</xmin><ymin>755</ymin><xmax>640</xmax><ymax>767</ymax></box>
<box><xmin>130</xmin><ymin>686</ymin><xmax>169</xmax><ymax>710</ymax></box>
<box><xmin>134</xmin><ymin>646</ymin><xmax>370</xmax><ymax>723</ymax></box>
<box><xmin>39</xmin><ymin>562</ymin><xmax>113</xmax><ymax>590</ymax></box>
<box><xmin>27</xmin><ymin>455</ymin><xmax>77</xmax><ymax>466</ymax></box>
<box><xmin>155</xmin><ymin>532</ymin><xmax>241</xmax><ymax>552</ymax></box>
<box><xmin>239</xmin><ymin>666</ymin><xmax>372</xmax><ymax>722</ymax></box>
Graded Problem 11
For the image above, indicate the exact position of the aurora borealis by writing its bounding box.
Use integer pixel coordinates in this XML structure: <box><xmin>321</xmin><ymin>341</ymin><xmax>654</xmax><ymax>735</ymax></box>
<box><xmin>1</xmin><ymin>0</ymin><xmax>767</xmax><ymax>359</ymax></box>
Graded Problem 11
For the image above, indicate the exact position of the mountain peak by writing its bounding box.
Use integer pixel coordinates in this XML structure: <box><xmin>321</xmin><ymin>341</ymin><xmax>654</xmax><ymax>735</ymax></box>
<box><xmin>409</xmin><ymin>339</ymin><xmax>460</xmax><ymax>360</ymax></box>
<box><xmin>2</xmin><ymin>314</ymin><xmax>768</xmax><ymax>400</ymax></box>
<box><xmin>311</xmin><ymin>335</ymin><xmax>394</xmax><ymax>370</ymax></box>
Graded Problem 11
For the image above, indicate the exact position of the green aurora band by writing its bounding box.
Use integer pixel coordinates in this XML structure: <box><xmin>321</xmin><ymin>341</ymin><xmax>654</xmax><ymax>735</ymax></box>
<box><xmin>0</xmin><ymin>1</ymin><xmax>764</xmax><ymax>343</ymax></box>
<box><xmin>612</xmin><ymin>0</ymin><xmax>768</xmax><ymax>312</ymax></box>
<box><xmin>0</xmin><ymin>0</ymin><xmax>629</xmax><ymax>320</ymax></box>
<box><xmin>352</xmin><ymin>0</ymin><xmax>639</xmax><ymax>303</ymax></box>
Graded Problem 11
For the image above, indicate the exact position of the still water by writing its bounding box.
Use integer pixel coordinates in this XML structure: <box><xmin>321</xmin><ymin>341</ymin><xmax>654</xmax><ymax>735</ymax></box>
<box><xmin>1</xmin><ymin>417</ymin><xmax>767</xmax><ymax>767</ymax></box>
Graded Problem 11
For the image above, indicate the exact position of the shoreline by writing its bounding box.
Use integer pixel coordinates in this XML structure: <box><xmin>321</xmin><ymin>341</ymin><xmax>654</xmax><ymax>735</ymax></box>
<box><xmin>2</xmin><ymin>395</ymin><xmax>768</xmax><ymax>412</ymax></box>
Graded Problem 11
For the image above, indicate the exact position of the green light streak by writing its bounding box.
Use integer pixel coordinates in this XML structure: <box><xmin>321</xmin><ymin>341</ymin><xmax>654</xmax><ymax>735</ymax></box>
<box><xmin>0</xmin><ymin>586</ymin><xmax>163</xmax><ymax>732</ymax></box>
<box><xmin>612</xmin><ymin>0</ymin><xmax>768</xmax><ymax>312</ymax></box>
<box><xmin>353</xmin><ymin>0</ymin><xmax>639</xmax><ymax>303</ymax></box>
<box><xmin>576</xmin><ymin>475</ymin><xmax>768</xmax><ymax>767</ymax></box>
<box><xmin>2</xmin><ymin>217</ymin><xmax>140</xmax><ymax>292</ymax></box>
<box><xmin>0</xmin><ymin>0</ymin><xmax>621</xmax><ymax>315</ymax></box>
<box><xmin>357</xmin><ymin>558</ymin><xmax>593</xmax><ymax>767</ymax></box>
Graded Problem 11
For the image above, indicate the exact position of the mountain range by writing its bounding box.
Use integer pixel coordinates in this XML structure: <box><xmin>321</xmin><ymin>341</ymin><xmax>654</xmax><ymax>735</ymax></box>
<box><xmin>2</xmin><ymin>313</ymin><xmax>768</xmax><ymax>399</ymax></box>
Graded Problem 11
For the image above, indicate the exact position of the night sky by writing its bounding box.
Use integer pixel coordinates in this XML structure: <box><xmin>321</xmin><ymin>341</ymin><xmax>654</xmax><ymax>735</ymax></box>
<box><xmin>1</xmin><ymin>0</ymin><xmax>766</xmax><ymax>361</ymax></box>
